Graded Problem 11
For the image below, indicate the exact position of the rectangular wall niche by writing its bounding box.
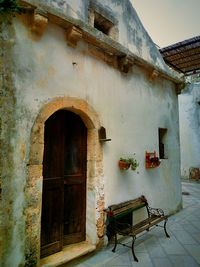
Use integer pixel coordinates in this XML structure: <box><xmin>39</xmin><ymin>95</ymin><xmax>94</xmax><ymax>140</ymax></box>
<box><xmin>158</xmin><ymin>128</ymin><xmax>168</xmax><ymax>159</ymax></box>
<box><xmin>94</xmin><ymin>12</ymin><xmax>114</xmax><ymax>35</ymax></box>
<box><xmin>88</xmin><ymin>4</ymin><xmax>118</xmax><ymax>41</ymax></box>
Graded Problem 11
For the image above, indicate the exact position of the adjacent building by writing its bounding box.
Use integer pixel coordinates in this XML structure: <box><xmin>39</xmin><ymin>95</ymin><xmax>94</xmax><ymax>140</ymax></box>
<box><xmin>160</xmin><ymin>36</ymin><xmax>200</xmax><ymax>180</ymax></box>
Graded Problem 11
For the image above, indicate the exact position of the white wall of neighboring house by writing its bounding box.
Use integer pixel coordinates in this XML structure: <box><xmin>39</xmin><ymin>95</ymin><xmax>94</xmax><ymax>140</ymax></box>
<box><xmin>179</xmin><ymin>80</ymin><xmax>200</xmax><ymax>178</ymax></box>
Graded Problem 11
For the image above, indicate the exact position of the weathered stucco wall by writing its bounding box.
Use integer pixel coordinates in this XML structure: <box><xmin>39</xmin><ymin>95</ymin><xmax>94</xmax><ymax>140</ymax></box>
<box><xmin>95</xmin><ymin>0</ymin><xmax>167</xmax><ymax>70</ymax></box>
<box><xmin>29</xmin><ymin>0</ymin><xmax>90</xmax><ymax>21</ymax></box>
<box><xmin>23</xmin><ymin>0</ymin><xmax>168</xmax><ymax>72</ymax></box>
<box><xmin>0</xmin><ymin>15</ymin><xmax>26</xmax><ymax>267</ymax></box>
<box><xmin>0</xmin><ymin>1</ymin><xmax>182</xmax><ymax>266</ymax></box>
<box><xmin>179</xmin><ymin>82</ymin><xmax>200</xmax><ymax>178</ymax></box>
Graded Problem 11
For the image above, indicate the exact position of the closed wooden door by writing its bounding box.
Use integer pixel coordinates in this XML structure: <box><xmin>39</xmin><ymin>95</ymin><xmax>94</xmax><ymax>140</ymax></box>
<box><xmin>41</xmin><ymin>110</ymin><xmax>87</xmax><ymax>258</ymax></box>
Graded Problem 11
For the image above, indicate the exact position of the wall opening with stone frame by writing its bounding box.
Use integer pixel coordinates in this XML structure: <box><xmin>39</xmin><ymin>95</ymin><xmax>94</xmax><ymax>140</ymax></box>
<box><xmin>88</xmin><ymin>2</ymin><xmax>118</xmax><ymax>41</ymax></box>
<box><xmin>25</xmin><ymin>97</ymin><xmax>104</xmax><ymax>266</ymax></box>
<box><xmin>93</xmin><ymin>11</ymin><xmax>114</xmax><ymax>36</ymax></box>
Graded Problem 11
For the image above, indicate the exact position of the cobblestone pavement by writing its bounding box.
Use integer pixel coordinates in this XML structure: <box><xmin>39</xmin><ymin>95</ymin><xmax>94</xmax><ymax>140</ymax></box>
<box><xmin>64</xmin><ymin>181</ymin><xmax>200</xmax><ymax>267</ymax></box>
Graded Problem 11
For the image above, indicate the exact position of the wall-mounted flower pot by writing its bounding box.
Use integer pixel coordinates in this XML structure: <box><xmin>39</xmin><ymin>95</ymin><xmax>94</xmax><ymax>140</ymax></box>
<box><xmin>145</xmin><ymin>151</ymin><xmax>161</xmax><ymax>169</ymax></box>
<box><xmin>118</xmin><ymin>160</ymin><xmax>130</xmax><ymax>170</ymax></box>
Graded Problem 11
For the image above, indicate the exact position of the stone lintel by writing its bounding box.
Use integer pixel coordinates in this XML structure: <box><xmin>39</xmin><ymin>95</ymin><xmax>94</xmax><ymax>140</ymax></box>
<box><xmin>31</xmin><ymin>9</ymin><xmax>48</xmax><ymax>36</ymax></box>
<box><xmin>66</xmin><ymin>26</ymin><xmax>83</xmax><ymax>47</ymax></box>
<box><xmin>118</xmin><ymin>56</ymin><xmax>134</xmax><ymax>73</ymax></box>
<box><xmin>149</xmin><ymin>69</ymin><xmax>159</xmax><ymax>81</ymax></box>
<box><xmin>87</xmin><ymin>45</ymin><xmax>118</xmax><ymax>69</ymax></box>
<box><xmin>19</xmin><ymin>0</ymin><xmax>183</xmax><ymax>84</ymax></box>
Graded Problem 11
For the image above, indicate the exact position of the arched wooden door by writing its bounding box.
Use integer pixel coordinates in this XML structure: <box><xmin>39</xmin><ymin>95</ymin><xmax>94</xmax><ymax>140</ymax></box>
<box><xmin>40</xmin><ymin>110</ymin><xmax>87</xmax><ymax>258</ymax></box>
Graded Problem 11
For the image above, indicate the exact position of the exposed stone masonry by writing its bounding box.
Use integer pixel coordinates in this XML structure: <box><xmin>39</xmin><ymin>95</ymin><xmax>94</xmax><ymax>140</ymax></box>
<box><xmin>0</xmin><ymin>15</ymin><xmax>17</xmax><ymax>266</ymax></box>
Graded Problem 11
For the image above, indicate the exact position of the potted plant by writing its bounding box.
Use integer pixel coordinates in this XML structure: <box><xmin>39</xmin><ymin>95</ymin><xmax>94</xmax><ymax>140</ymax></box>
<box><xmin>118</xmin><ymin>157</ymin><xmax>139</xmax><ymax>171</ymax></box>
<box><xmin>118</xmin><ymin>158</ymin><xmax>130</xmax><ymax>170</ymax></box>
<box><xmin>145</xmin><ymin>151</ymin><xmax>161</xmax><ymax>168</ymax></box>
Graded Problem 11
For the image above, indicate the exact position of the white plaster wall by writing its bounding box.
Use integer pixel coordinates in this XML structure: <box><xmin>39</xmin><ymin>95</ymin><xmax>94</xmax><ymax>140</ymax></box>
<box><xmin>31</xmin><ymin>0</ymin><xmax>88</xmax><ymax>20</ymax></box>
<box><xmin>0</xmin><ymin>0</ymin><xmax>184</xmax><ymax>264</ymax></box>
<box><xmin>28</xmin><ymin>0</ymin><xmax>169</xmax><ymax>73</ymax></box>
<box><xmin>99</xmin><ymin>0</ymin><xmax>167</xmax><ymax>70</ymax></box>
<box><xmin>13</xmin><ymin>19</ymin><xmax>181</xmax><ymax>214</ymax></box>
<box><xmin>179</xmin><ymin>83</ymin><xmax>200</xmax><ymax>178</ymax></box>
<box><xmin>5</xmin><ymin>17</ymin><xmax>182</xmax><ymax>266</ymax></box>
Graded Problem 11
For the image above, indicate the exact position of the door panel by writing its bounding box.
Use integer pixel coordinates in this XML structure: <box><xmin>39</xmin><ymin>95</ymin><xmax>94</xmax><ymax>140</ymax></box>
<box><xmin>63</xmin><ymin>178</ymin><xmax>86</xmax><ymax>245</ymax></box>
<box><xmin>63</xmin><ymin>113</ymin><xmax>87</xmax><ymax>245</ymax></box>
<box><xmin>43</xmin><ymin>111</ymin><xmax>65</xmax><ymax>179</ymax></box>
<box><xmin>64</xmin><ymin>114</ymin><xmax>86</xmax><ymax>176</ymax></box>
<box><xmin>40</xmin><ymin>178</ymin><xmax>63</xmax><ymax>258</ymax></box>
<box><xmin>41</xmin><ymin>111</ymin><xmax>65</xmax><ymax>258</ymax></box>
<box><xmin>41</xmin><ymin>110</ymin><xmax>87</xmax><ymax>258</ymax></box>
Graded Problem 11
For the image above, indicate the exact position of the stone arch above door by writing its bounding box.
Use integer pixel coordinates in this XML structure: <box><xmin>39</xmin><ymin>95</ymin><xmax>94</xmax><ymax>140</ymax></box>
<box><xmin>25</xmin><ymin>97</ymin><xmax>104</xmax><ymax>266</ymax></box>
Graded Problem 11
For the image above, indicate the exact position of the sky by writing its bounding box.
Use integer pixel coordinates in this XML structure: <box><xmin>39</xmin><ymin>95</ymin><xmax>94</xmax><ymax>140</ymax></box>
<box><xmin>131</xmin><ymin>0</ymin><xmax>200</xmax><ymax>48</ymax></box>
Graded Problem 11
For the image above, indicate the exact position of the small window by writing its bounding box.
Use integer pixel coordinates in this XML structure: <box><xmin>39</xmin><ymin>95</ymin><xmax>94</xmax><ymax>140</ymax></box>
<box><xmin>158</xmin><ymin>128</ymin><xmax>168</xmax><ymax>159</ymax></box>
<box><xmin>94</xmin><ymin>12</ymin><xmax>114</xmax><ymax>35</ymax></box>
<box><xmin>88</xmin><ymin>5</ymin><xmax>118</xmax><ymax>41</ymax></box>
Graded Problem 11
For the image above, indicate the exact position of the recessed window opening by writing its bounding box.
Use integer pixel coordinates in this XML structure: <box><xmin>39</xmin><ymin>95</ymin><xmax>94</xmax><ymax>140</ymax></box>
<box><xmin>94</xmin><ymin>12</ymin><xmax>114</xmax><ymax>35</ymax></box>
<box><xmin>158</xmin><ymin>128</ymin><xmax>168</xmax><ymax>159</ymax></box>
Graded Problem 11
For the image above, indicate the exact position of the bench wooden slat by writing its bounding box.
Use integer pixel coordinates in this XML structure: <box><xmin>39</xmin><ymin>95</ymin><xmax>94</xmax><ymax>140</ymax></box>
<box><xmin>116</xmin><ymin>215</ymin><xmax>167</xmax><ymax>235</ymax></box>
<box><xmin>132</xmin><ymin>216</ymin><xmax>167</xmax><ymax>235</ymax></box>
<box><xmin>111</xmin><ymin>203</ymin><xmax>146</xmax><ymax>217</ymax></box>
<box><xmin>107</xmin><ymin>198</ymin><xmax>146</xmax><ymax>216</ymax></box>
<box><xmin>133</xmin><ymin>215</ymin><xmax>164</xmax><ymax>230</ymax></box>
<box><xmin>108</xmin><ymin>198</ymin><xmax>145</xmax><ymax>211</ymax></box>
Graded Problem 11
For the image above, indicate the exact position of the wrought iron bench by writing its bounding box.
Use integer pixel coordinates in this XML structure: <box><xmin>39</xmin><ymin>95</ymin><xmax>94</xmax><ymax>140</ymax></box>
<box><xmin>105</xmin><ymin>195</ymin><xmax>170</xmax><ymax>262</ymax></box>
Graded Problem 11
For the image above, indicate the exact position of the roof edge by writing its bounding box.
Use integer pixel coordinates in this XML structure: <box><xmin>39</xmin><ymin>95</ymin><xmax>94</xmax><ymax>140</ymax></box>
<box><xmin>19</xmin><ymin>0</ymin><xmax>185</xmax><ymax>89</ymax></box>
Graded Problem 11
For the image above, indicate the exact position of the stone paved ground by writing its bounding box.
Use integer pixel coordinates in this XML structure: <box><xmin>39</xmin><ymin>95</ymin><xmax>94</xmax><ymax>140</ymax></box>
<box><xmin>64</xmin><ymin>181</ymin><xmax>200</xmax><ymax>267</ymax></box>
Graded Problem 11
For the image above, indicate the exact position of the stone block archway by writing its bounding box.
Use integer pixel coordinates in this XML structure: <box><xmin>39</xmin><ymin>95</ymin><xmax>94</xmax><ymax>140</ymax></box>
<box><xmin>24</xmin><ymin>97</ymin><xmax>104</xmax><ymax>266</ymax></box>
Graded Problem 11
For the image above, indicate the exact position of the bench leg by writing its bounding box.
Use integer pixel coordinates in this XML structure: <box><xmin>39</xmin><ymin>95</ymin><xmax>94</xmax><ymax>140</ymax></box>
<box><xmin>164</xmin><ymin>219</ymin><xmax>170</xmax><ymax>238</ymax></box>
<box><xmin>131</xmin><ymin>236</ymin><xmax>138</xmax><ymax>262</ymax></box>
<box><xmin>112</xmin><ymin>233</ymin><xmax>117</xmax><ymax>253</ymax></box>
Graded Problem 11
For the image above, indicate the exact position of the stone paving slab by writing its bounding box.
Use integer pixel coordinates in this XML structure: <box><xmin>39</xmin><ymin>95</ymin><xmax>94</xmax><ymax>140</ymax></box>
<box><xmin>63</xmin><ymin>181</ymin><xmax>200</xmax><ymax>267</ymax></box>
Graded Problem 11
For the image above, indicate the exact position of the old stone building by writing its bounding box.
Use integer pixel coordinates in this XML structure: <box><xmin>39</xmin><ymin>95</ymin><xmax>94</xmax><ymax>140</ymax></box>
<box><xmin>0</xmin><ymin>0</ymin><xmax>184</xmax><ymax>266</ymax></box>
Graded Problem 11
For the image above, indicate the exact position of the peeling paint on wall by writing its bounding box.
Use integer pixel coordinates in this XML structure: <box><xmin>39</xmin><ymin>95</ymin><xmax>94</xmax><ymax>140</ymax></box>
<box><xmin>0</xmin><ymin>14</ymin><xmax>18</xmax><ymax>266</ymax></box>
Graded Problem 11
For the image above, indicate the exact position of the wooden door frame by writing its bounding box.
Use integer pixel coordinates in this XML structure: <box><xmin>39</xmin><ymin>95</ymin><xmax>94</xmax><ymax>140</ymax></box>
<box><xmin>25</xmin><ymin>97</ymin><xmax>104</xmax><ymax>266</ymax></box>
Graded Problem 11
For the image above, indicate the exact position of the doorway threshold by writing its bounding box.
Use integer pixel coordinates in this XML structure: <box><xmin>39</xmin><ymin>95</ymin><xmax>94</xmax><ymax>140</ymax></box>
<box><xmin>40</xmin><ymin>241</ymin><xmax>96</xmax><ymax>267</ymax></box>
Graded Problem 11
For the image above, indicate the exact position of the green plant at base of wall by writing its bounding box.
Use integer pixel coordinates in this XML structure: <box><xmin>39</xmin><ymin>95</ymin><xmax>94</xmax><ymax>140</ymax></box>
<box><xmin>25</xmin><ymin>250</ymin><xmax>37</xmax><ymax>267</ymax></box>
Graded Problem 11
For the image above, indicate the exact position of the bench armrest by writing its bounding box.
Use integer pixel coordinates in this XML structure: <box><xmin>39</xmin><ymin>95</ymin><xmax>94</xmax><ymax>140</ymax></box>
<box><xmin>147</xmin><ymin>206</ymin><xmax>165</xmax><ymax>217</ymax></box>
